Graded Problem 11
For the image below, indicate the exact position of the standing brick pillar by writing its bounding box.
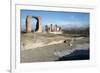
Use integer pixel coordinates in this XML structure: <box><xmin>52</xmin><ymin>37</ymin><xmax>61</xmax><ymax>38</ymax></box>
<box><xmin>54</xmin><ymin>24</ymin><xmax>57</xmax><ymax>32</ymax></box>
<box><xmin>36</xmin><ymin>16</ymin><xmax>42</xmax><ymax>32</ymax></box>
<box><xmin>26</xmin><ymin>16</ymin><xmax>32</xmax><ymax>33</ymax></box>
<box><xmin>50</xmin><ymin>24</ymin><xmax>53</xmax><ymax>32</ymax></box>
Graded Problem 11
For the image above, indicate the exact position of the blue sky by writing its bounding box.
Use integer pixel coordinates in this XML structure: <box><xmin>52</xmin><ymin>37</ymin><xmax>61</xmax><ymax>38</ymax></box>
<box><xmin>21</xmin><ymin>9</ymin><xmax>89</xmax><ymax>31</ymax></box>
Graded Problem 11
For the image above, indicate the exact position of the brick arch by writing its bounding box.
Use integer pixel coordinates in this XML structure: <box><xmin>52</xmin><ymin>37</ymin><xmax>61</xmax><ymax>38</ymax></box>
<box><xmin>26</xmin><ymin>15</ymin><xmax>42</xmax><ymax>33</ymax></box>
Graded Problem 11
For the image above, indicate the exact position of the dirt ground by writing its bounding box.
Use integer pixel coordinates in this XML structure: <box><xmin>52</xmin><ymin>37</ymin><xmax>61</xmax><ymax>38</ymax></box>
<box><xmin>20</xmin><ymin>32</ymin><xmax>89</xmax><ymax>63</ymax></box>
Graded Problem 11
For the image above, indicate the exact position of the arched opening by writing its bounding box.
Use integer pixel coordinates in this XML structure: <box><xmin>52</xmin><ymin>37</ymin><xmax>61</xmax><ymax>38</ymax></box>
<box><xmin>32</xmin><ymin>16</ymin><xmax>39</xmax><ymax>31</ymax></box>
<box><xmin>31</xmin><ymin>17</ymin><xmax>38</xmax><ymax>32</ymax></box>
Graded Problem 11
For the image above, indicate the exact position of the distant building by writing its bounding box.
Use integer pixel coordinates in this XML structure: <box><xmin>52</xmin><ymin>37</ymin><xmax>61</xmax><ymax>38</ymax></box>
<box><xmin>45</xmin><ymin>24</ymin><xmax>62</xmax><ymax>34</ymax></box>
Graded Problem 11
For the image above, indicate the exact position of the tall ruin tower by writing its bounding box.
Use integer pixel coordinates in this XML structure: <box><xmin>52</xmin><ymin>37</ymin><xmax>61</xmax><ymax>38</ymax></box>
<box><xmin>26</xmin><ymin>16</ymin><xmax>32</xmax><ymax>33</ymax></box>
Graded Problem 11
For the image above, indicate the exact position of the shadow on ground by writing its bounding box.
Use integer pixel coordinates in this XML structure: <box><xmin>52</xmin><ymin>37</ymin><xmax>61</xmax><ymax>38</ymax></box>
<box><xmin>56</xmin><ymin>49</ymin><xmax>89</xmax><ymax>61</ymax></box>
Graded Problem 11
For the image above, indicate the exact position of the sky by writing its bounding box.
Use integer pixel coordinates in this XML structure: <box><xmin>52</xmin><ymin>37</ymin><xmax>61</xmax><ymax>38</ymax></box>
<box><xmin>20</xmin><ymin>9</ymin><xmax>89</xmax><ymax>31</ymax></box>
